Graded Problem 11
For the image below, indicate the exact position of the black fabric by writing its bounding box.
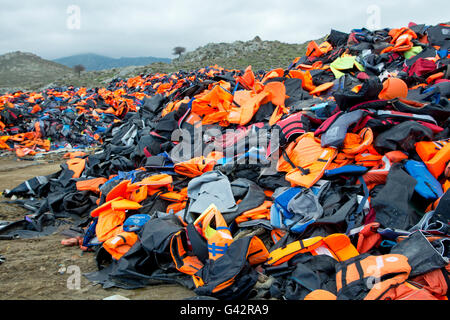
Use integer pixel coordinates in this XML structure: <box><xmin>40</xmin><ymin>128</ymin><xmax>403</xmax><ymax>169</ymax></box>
<box><xmin>335</xmin><ymin>253</ymin><xmax>371</xmax><ymax>300</ymax></box>
<box><xmin>374</xmin><ymin>120</ymin><xmax>434</xmax><ymax>153</ymax></box>
<box><xmin>434</xmin><ymin>189</ymin><xmax>450</xmax><ymax>225</ymax></box>
<box><xmin>426</xmin><ymin>25</ymin><xmax>450</xmax><ymax>47</ymax></box>
<box><xmin>391</xmin><ymin>231</ymin><xmax>449</xmax><ymax>277</ymax></box>
<box><xmin>0</xmin><ymin>212</ymin><xmax>70</xmax><ymax>239</ymax></box>
<box><xmin>84</xmin><ymin>215</ymin><xmax>186</xmax><ymax>289</ymax></box>
<box><xmin>392</xmin><ymin>99</ymin><xmax>450</xmax><ymax>124</ymax></box>
<box><xmin>221</xmin><ymin>178</ymin><xmax>266</xmax><ymax>224</ymax></box>
<box><xmin>186</xmin><ymin>223</ymin><xmax>209</xmax><ymax>263</ymax></box>
<box><xmin>284</xmin><ymin>78</ymin><xmax>312</xmax><ymax>107</ymax></box>
<box><xmin>372</xmin><ymin>163</ymin><xmax>420</xmax><ymax>230</ymax></box>
<box><xmin>284</xmin><ymin>254</ymin><xmax>338</xmax><ymax>300</ymax></box>
<box><xmin>253</xmin><ymin>102</ymin><xmax>275</xmax><ymax>122</ymax></box>
<box><xmin>333</xmin><ymin>77</ymin><xmax>383</xmax><ymax>111</ymax></box>
<box><xmin>193</xmin><ymin>236</ymin><xmax>258</xmax><ymax>300</ymax></box>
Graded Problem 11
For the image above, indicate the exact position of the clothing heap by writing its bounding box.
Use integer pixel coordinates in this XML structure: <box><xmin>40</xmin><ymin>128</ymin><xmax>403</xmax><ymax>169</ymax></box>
<box><xmin>1</xmin><ymin>22</ymin><xmax>450</xmax><ymax>300</ymax></box>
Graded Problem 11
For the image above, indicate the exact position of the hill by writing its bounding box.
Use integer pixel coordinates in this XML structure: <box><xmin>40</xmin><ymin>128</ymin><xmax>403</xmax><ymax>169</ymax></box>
<box><xmin>171</xmin><ymin>36</ymin><xmax>313</xmax><ymax>71</ymax></box>
<box><xmin>53</xmin><ymin>53</ymin><xmax>172</xmax><ymax>71</ymax></box>
<box><xmin>50</xmin><ymin>36</ymin><xmax>313</xmax><ymax>89</ymax></box>
<box><xmin>1</xmin><ymin>36</ymin><xmax>314</xmax><ymax>92</ymax></box>
<box><xmin>0</xmin><ymin>51</ymin><xmax>73</xmax><ymax>92</ymax></box>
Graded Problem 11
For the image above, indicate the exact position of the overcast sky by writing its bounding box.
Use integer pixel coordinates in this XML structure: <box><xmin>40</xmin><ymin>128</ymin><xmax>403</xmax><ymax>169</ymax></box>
<box><xmin>0</xmin><ymin>0</ymin><xmax>448</xmax><ymax>60</ymax></box>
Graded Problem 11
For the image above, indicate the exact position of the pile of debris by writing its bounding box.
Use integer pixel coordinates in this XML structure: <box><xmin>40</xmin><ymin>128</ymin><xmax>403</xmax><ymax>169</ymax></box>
<box><xmin>1</xmin><ymin>22</ymin><xmax>449</xmax><ymax>300</ymax></box>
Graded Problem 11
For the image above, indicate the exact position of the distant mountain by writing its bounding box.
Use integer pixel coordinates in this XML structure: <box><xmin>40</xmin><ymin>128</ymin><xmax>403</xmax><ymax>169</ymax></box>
<box><xmin>0</xmin><ymin>51</ymin><xmax>73</xmax><ymax>91</ymax></box>
<box><xmin>53</xmin><ymin>53</ymin><xmax>172</xmax><ymax>71</ymax></box>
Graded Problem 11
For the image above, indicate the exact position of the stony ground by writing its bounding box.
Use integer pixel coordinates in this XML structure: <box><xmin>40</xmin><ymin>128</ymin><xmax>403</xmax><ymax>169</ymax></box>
<box><xmin>0</xmin><ymin>154</ymin><xmax>194</xmax><ymax>300</ymax></box>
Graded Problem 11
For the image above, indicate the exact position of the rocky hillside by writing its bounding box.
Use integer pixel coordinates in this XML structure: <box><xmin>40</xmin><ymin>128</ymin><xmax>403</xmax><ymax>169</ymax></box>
<box><xmin>51</xmin><ymin>36</ymin><xmax>314</xmax><ymax>89</ymax></box>
<box><xmin>1</xmin><ymin>36</ymin><xmax>315</xmax><ymax>92</ymax></box>
<box><xmin>0</xmin><ymin>51</ymin><xmax>73</xmax><ymax>92</ymax></box>
<box><xmin>171</xmin><ymin>36</ymin><xmax>311</xmax><ymax>71</ymax></box>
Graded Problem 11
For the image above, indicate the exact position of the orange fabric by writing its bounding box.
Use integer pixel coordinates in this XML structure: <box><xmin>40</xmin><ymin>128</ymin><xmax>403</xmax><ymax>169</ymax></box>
<box><xmin>379</xmin><ymin>78</ymin><xmax>409</xmax><ymax>100</ymax></box>
<box><xmin>261</xmin><ymin>68</ymin><xmax>284</xmax><ymax>84</ymax></box>
<box><xmin>357</xmin><ymin>222</ymin><xmax>382</xmax><ymax>254</ymax></box>
<box><xmin>247</xmin><ymin>236</ymin><xmax>269</xmax><ymax>266</ymax></box>
<box><xmin>306</xmin><ymin>41</ymin><xmax>333</xmax><ymax>58</ymax></box>
<box><xmin>170</xmin><ymin>230</ymin><xmax>204</xmax><ymax>275</ymax></box>
<box><xmin>92</xmin><ymin>198</ymin><xmax>142</xmax><ymax>242</ymax></box>
<box><xmin>228</xmin><ymin>81</ymin><xmax>287</xmax><ymax>126</ymax></box>
<box><xmin>66</xmin><ymin>157</ymin><xmax>86</xmax><ymax>178</ymax></box>
<box><xmin>129</xmin><ymin>185</ymin><xmax>148</xmax><ymax>203</ymax></box>
<box><xmin>103</xmin><ymin>231</ymin><xmax>138</xmax><ymax>260</ymax></box>
<box><xmin>310</xmin><ymin>82</ymin><xmax>334</xmax><ymax>96</ymax></box>
<box><xmin>192</xmin><ymin>83</ymin><xmax>234</xmax><ymax>125</ymax></box>
<box><xmin>354</xmin><ymin>152</ymin><xmax>383</xmax><ymax>167</ymax></box>
<box><xmin>278</xmin><ymin>133</ymin><xmax>337</xmax><ymax>188</ymax></box>
<box><xmin>443</xmin><ymin>179</ymin><xmax>450</xmax><ymax>193</ymax></box>
<box><xmin>288</xmin><ymin>70</ymin><xmax>316</xmax><ymax>92</ymax></box>
<box><xmin>263</xmin><ymin>81</ymin><xmax>287</xmax><ymax>106</ymax></box>
<box><xmin>267</xmin><ymin>234</ymin><xmax>359</xmax><ymax>266</ymax></box>
<box><xmin>235</xmin><ymin>201</ymin><xmax>272</xmax><ymax>224</ymax></box>
<box><xmin>194</xmin><ymin>204</ymin><xmax>234</xmax><ymax>261</ymax></box>
<box><xmin>427</xmin><ymin>72</ymin><xmax>444</xmax><ymax>84</ymax></box>
<box><xmin>106</xmin><ymin>180</ymin><xmax>131</xmax><ymax>202</ymax></box>
<box><xmin>423</xmin><ymin>143</ymin><xmax>450</xmax><ymax>178</ymax></box>
<box><xmin>236</xmin><ymin>65</ymin><xmax>255</xmax><ymax>89</ymax></box>
<box><xmin>64</xmin><ymin>151</ymin><xmax>87</xmax><ymax>159</ymax></box>
<box><xmin>335</xmin><ymin>254</ymin><xmax>411</xmax><ymax>300</ymax></box>
<box><xmin>131</xmin><ymin>174</ymin><xmax>173</xmax><ymax>191</ymax></box>
<box><xmin>306</xmin><ymin>40</ymin><xmax>325</xmax><ymax>58</ymax></box>
<box><xmin>270</xmin><ymin>229</ymin><xmax>286</xmax><ymax>244</ymax></box>
<box><xmin>379</xmin><ymin>268</ymin><xmax>448</xmax><ymax>300</ymax></box>
<box><xmin>174</xmin><ymin>156</ymin><xmax>217</xmax><ymax>178</ymax></box>
<box><xmin>268</xmin><ymin>104</ymin><xmax>289</xmax><ymax>126</ymax></box>
<box><xmin>341</xmin><ymin>127</ymin><xmax>373</xmax><ymax>155</ymax></box>
<box><xmin>380</xmin><ymin>27</ymin><xmax>418</xmax><ymax>54</ymax></box>
<box><xmin>304</xmin><ymin>290</ymin><xmax>337</xmax><ymax>300</ymax></box>
<box><xmin>416</xmin><ymin>139</ymin><xmax>448</xmax><ymax>162</ymax></box>
<box><xmin>362</xmin><ymin>151</ymin><xmax>409</xmax><ymax>189</ymax></box>
<box><xmin>228</xmin><ymin>90</ymin><xmax>268</xmax><ymax>125</ymax></box>
<box><xmin>76</xmin><ymin>177</ymin><xmax>108</xmax><ymax>193</ymax></box>
<box><xmin>93</xmin><ymin>203</ymin><xmax>125</xmax><ymax>241</ymax></box>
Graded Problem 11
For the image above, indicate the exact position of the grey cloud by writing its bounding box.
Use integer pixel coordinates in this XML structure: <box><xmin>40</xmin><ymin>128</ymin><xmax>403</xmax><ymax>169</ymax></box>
<box><xmin>0</xmin><ymin>0</ymin><xmax>448</xmax><ymax>60</ymax></box>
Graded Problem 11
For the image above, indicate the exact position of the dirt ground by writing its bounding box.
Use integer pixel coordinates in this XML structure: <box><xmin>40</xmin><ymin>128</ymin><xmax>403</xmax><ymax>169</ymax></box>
<box><xmin>0</xmin><ymin>154</ymin><xmax>194</xmax><ymax>300</ymax></box>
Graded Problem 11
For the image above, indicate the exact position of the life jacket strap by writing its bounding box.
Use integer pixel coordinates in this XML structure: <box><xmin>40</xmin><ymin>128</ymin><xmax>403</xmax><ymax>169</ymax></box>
<box><xmin>282</xmin><ymin>149</ymin><xmax>311</xmax><ymax>175</ymax></box>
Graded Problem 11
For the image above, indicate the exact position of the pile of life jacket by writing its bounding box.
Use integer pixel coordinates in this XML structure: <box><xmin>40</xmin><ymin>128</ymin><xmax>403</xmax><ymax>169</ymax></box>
<box><xmin>1</xmin><ymin>22</ymin><xmax>450</xmax><ymax>300</ymax></box>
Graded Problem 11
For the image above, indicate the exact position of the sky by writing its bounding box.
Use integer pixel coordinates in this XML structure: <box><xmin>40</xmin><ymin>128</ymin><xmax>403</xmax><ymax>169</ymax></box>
<box><xmin>0</xmin><ymin>0</ymin><xmax>449</xmax><ymax>60</ymax></box>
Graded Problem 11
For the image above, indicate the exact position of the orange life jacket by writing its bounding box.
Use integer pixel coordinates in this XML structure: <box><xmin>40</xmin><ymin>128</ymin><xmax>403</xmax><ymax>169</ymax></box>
<box><xmin>416</xmin><ymin>139</ymin><xmax>450</xmax><ymax>178</ymax></box>
<box><xmin>266</xmin><ymin>233</ymin><xmax>359</xmax><ymax>266</ymax></box>
<box><xmin>277</xmin><ymin>133</ymin><xmax>337</xmax><ymax>188</ymax></box>
<box><xmin>170</xmin><ymin>229</ymin><xmax>205</xmax><ymax>275</ymax></box>
<box><xmin>66</xmin><ymin>157</ymin><xmax>86</xmax><ymax>179</ymax></box>
<box><xmin>341</xmin><ymin>127</ymin><xmax>373</xmax><ymax>155</ymax></box>
<box><xmin>235</xmin><ymin>200</ymin><xmax>273</xmax><ymax>224</ymax></box>
<box><xmin>103</xmin><ymin>231</ymin><xmax>138</xmax><ymax>260</ymax></box>
<box><xmin>335</xmin><ymin>253</ymin><xmax>411</xmax><ymax>300</ymax></box>
<box><xmin>194</xmin><ymin>204</ymin><xmax>234</xmax><ymax>261</ymax></box>
<box><xmin>173</xmin><ymin>156</ymin><xmax>217</xmax><ymax>178</ymax></box>
<box><xmin>380</xmin><ymin>266</ymin><xmax>449</xmax><ymax>300</ymax></box>
<box><xmin>91</xmin><ymin>197</ymin><xmax>142</xmax><ymax>242</ymax></box>
<box><xmin>76</xmin><ymin>177</ymin><xmax>108</xmax><ymax>193</ymax></box>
